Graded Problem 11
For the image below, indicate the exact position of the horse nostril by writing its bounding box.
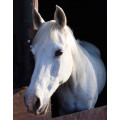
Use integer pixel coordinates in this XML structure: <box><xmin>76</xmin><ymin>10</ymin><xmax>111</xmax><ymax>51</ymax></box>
<box><xmin>33</xmin><ymin>97</ymin><xmax>41</xmax><ymax>112</ymax></box>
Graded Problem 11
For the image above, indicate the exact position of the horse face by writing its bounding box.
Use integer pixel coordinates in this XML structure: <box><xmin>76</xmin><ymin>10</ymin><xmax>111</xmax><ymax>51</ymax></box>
<box><xmin>24</xmin><ymin>5</ymin><xmax>73</xmax><ymax>114</ymax></box>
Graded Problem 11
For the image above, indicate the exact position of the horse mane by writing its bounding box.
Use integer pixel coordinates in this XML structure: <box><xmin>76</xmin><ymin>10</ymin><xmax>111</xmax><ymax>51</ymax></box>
<box><xmin>32</xmin><ymin>20</ymin><xmax>56</xmax><ymax>46</ymax></box>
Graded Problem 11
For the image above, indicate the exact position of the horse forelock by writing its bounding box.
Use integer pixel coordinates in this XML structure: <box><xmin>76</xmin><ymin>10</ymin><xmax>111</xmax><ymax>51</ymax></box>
<box><xmin>31</xmin><ymin>20</ymin><xmax>75</xmax><ymax>49</ymax></box>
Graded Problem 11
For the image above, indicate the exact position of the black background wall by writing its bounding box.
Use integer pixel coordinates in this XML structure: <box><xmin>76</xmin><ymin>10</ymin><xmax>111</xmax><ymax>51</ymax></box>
<box><xmin>13</xmin><ymin>0</ymin><xmax>107</xmax><ymax>115</ymax></box>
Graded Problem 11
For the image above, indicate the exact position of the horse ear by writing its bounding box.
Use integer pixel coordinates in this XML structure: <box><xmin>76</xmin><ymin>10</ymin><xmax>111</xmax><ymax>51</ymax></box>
<box><xmin>54</xmin><ymin>5</ymin><xmax>67</xmax><ymax>28</ymax></box>
<box><xmin>33</xmin><ymin>8</ymin><xmax>45</xmax><ymax>29</ymax></box>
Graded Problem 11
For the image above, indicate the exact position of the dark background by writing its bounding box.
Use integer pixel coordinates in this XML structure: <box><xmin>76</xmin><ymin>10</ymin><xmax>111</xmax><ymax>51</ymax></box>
<box><xmin>13</xmin><ymin>0</ymin><xmax>107</xmax><ymax>116</ymax></box>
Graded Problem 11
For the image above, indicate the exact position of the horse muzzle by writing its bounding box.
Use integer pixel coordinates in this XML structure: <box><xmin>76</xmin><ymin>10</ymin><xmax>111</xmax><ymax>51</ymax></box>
<box><xmin>24</xmin><ymin>94</ymin><xmax>49</xmax><ymax>115</ymax></box>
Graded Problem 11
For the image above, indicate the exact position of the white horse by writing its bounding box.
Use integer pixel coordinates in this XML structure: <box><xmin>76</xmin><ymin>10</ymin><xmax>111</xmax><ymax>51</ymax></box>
<box><xmin>24</xmin><ymin>5</ymin><xmax>106</xmax><ymax>116</ymax></box>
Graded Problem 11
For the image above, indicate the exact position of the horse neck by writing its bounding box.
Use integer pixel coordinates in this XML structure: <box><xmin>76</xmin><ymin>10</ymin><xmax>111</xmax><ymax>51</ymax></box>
<box><xmin>68</xmin><ymin>39</ymin><xmax>93</xmax><ymax>89</ymax></box>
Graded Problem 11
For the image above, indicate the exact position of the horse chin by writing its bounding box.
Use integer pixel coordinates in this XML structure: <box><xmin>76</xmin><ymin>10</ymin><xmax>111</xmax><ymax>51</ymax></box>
<box><xmin>35</xmin><ymin>103</ymin><xmax>49</xmax><ymax>115</ymax></box>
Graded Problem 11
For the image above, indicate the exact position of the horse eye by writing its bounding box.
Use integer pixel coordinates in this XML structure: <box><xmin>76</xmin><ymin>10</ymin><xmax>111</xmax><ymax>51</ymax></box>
<box><xmin>55</xmin><ymin>49</ymin><xmax>63</xmax><ymax>57</ymax></box>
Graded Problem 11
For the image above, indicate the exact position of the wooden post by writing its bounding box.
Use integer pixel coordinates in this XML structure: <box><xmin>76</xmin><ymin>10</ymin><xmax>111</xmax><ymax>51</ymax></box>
<box><xmin>33</xmin><ymin>0</ymin><xmax>38</xmax><ymax>10</ymax></box>
<box><xmin>14</xmin><ymin>0</ymin><xmax>25</xmax><ymax>88</ymax></box>
<box><xmin>13</xmin><ymin>0</ymin><xmax>39</xmax><ymax>88</ymax></box>
<box><xmin>23</xmin><ymin>0</ymin><xmax>38</xmax><ymax>86</ymax></box>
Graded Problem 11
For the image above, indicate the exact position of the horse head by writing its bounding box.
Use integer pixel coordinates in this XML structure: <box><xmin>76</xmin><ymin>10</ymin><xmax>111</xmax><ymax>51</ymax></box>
<box><xmin>24</xmin><ymin>5</ymin><xmax>74</xmax><ymax>114</ymax></box>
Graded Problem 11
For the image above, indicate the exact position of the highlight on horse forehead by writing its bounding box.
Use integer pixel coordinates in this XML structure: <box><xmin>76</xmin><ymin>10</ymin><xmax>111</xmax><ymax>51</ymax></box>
<box><xmin>32</xmin><ymin>20</ymin><xmax>72</xmax><ymax>48</ymax></box>
<box><xmin>32</xmin><ymin>21</ymin><xmax>59</xmax><ymax>46</ymax></box>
